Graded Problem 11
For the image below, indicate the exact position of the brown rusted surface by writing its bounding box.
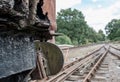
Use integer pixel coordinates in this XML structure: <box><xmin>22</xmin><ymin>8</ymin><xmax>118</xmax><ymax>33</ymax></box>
<box><xmin>83</xmin><ymin>48</ymin><xmax>108</xmax><ymax>82</ymax></box>
<box><xmin>45</xmin><ymin>45</ymin><xmax>120</xmax><ymax>82</ymax></box>
<box><xmin>46</xmin><ymin>46</ymin><xmax>105</xmax><ymax>82</ymax></box>
<box><xmin>42</xmin><ymin>0</ymin><xmax>57</xmax><ymax>30</ymax></box>
<box><xmin>31</xmin><ymin>52</ymin><xmax>47</xmax><ymax>80</ymax></box>
<box><xmin>110</xmin><ymin>45</ymin><xmax>120</xmax><ymax>51</ymax></box>
<box><xmin>62</xmin><ymin>46</ymin><xmax>104</xmax><ymax>70</ymax></box>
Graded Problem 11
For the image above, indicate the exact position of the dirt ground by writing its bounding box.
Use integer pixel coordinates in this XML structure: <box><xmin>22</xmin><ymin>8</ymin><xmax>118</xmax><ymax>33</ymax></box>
<box><xmin>62</xmin><ymin>44</ymin><xmax>105</xmax><ymax>63</ymax></box>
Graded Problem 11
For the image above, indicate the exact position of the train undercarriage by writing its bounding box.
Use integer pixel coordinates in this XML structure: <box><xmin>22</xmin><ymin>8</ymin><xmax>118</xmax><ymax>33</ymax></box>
<box><xmin>0</xmin><ymin>0</ymin><xmax>64</xmax><ymax>82</ymax></box>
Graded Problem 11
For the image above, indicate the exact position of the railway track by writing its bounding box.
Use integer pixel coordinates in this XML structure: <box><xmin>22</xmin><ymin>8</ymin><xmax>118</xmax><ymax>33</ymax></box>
<box><xmin>46</xmin><ymin>45</ymin><xmax>120</xmax><ymax>82</ymax></box>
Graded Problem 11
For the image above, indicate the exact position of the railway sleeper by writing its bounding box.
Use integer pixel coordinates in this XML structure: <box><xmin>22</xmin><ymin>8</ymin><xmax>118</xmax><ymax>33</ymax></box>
<box><xmin>64</xmin><ymin>81</ymin><xmax>73</xmax><ymax>82</ymax></box>
<box><xmin>91</xmin><ymin>77</ymin><xmax>107</xmax><ymax>82</ymax></box>
<box><xmin>90</xmin><ymin>71</ymin><xmax>108</xmax><ymax>82</ymax></box>
<box><xmin>66</xmin><ymin>75</ymin><xmax>82</xmax><ymax>81</ymax></box>
<box><xmin>66</xmin><ymin>71</ymin><xmax>89</xmax><ymax>81</ymax></box>
<box><xmin>91</xmin><ymin>58</ymin><xmax>109</xmax><ymax>81</ymax></box>
<box><xmin>78</xmin><ymin>63</ymin><xmax>97</xmax><ymax>76</ymax></box>
<box><xmin>79</xmin><ymin>63</ymin><xmax>93</xmax><ymax>75</ymax></box>
<box><xmin>66</xmin><ymin>75</ymin><xmax>84</xmax><ymax>81</ymax></box>
<box><xmin>101</xmin><ymin>61</ymin><xmax>109</xmax><ymax>64</ymax></box>
<box><xmin>71</xmin><ymin>69</ymin><xmax>91</xmax><ymax>78</ymax></box>
<box><xmin>70</xmin><ymin>65</ymin><xmax>90</xmax><ymax>77</ymax></box>
<box><xmin>100</xmin><ymin>64</ymin><xmax>109</xmax><ymax>68</ymax></box>
<box><xmin>94</xmin><ymin>72</ymin><xmax>107</xmax><ymax>77</ymax></box>
<box><xmin>72</xmin><ymin>59</ymin><xmax>96</xmax><ymax>76</ymax></box>
<box><xmin>67</xmin><ymin>69</ymin><xmax>93</xmax><ymax>81</ymax></box>
<box><xmin>96</xmin><ymin>70</ymin><xmax>108</xmax><ymax>74</ymax></box>
<box><xmin>98</xmin><ymin>67</ymin><xmax>108</xmax><ymax>71</ymax></box>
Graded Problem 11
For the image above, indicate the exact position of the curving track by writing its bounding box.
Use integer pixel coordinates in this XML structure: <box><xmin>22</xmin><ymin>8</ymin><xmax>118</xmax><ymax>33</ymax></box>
<box><xmin>46</xmin><ymin>45</ymin><xmax>120</xmax><ymax>82</ymax></box>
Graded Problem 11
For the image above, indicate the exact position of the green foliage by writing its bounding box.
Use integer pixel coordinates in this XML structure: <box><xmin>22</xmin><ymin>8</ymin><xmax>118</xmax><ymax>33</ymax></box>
<box><xmin>113</xmin><ymin>37</ymin><xmax>120</xmax><ymax>41</ymax></box>
<box><xmin>57</xmin><ymin>8</ymin><xmax>87</xmax><ymax>44</ymax></box>
<box><xmin>55</xmin><ymin>35</ymin><xmax>72</xmax><ymax>44</ymax></box>
<box><xmin>57</xmin><ymin>8</ymin><xmax>106</xmax><ymax>45</ymax></box>
<box><xmin>97</xmin><ymin>30</ymin><xmax>105</xmax><ymax>41</ymax></box>
<box><xmin>85</xmin><ymin>27</ymin><xmax>98</xmax><ymax>43</ymax></box>
<box><xmin>105</xmin><ymin>19</ymin><xmax>120</xmax><ymax>40</ymax></box>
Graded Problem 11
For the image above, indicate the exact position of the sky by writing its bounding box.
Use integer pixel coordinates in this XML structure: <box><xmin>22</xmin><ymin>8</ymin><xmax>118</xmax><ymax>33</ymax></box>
<box><xmin>56</xmin><ymin>0</ymin><xmax>120</xmax><ymax>33</ymax></box>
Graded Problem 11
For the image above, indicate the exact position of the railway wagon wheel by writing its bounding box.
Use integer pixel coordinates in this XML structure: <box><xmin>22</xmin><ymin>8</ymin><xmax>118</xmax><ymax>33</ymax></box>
<box><xmin>31</xmin><ymin>42</ymin><xmax>64</xmax><ymax>80</ymax></box>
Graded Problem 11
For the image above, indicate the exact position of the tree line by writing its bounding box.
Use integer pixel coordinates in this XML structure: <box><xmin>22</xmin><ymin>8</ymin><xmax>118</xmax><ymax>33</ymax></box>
<box><xmin>105</xmin><ymin>19</ymin><xmax>120</xmax><ymax>41</ymax></box>
<box><xmin>55</xmin><ymin>8</ymin><xmax>119</xmax><ymax>45</ymax></box>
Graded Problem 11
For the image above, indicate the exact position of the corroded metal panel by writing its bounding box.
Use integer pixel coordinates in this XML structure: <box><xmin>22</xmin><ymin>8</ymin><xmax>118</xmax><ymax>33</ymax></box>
<box><xmin>31</xmin><ymin>42</ymin><xmax>64</xmax><ymax>80</ymax></box>
<box><xmin>40</xmin><ymin>42</ymin><xmax>64</xmax><ymax>75</ymax></box>
<box><xmin>0</xmin><ymin>36</ymin><xmax>36</xmax><ymax>79</ymax></box>
<box><xmin>42</xmin><ymin>0</ymin><xmax>57</xmax><ymax>30</ymax></box>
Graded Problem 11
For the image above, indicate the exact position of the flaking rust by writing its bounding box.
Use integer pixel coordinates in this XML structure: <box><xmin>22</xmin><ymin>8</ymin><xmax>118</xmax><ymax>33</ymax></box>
<box><xmin>0</xmin><ymin>0</ymin><xmax>51</xmax><ymax>40</ymax></box>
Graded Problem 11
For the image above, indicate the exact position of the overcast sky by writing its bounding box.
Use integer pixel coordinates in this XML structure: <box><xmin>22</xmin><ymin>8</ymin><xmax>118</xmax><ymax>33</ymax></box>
<box><xmin>56</xmin><ymin>0</ymin><xmax>120</xmax><ymax>33</ymax></box>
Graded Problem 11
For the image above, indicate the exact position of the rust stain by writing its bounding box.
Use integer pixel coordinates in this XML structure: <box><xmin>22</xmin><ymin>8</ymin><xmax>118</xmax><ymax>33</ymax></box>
<box><xmin>42</xmin><ymin>0</ymin><xmax>57</xmax><ymax>31</ymax></box>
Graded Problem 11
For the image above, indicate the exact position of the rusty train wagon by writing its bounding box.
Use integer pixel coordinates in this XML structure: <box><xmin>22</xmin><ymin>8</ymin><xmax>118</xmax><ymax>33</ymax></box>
<box><xmin>0</xmin><ymin>0</ymin><xmax>64</xmax><ymax>82</ymax></box>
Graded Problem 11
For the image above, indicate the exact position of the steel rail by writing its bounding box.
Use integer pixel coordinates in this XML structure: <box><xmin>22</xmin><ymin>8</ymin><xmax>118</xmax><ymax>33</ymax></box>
<box><xmin>62</xmin><ymin>46</ymin><xmax>104</xmax><ymax>70</ymax></box>
<box><xmin>109</xmin><ymin>50</ymin><xmax>120</xmax><ymax>59</ymax></box>
<box><xmin>47</xmin><ymin>55</ymin><xmax>93</xmax><ymax>82</ymax></box>
<box><xmin>79</xmin><ymin>53</ymin><xmax>102</xmax><ymax>76</ymax></box>
<box><xmin>47</xmin><ymin>47</ymin><xmax>105</xmax><ymax>82</ymax></box>
<box><xmin>110</xmin><ymin>45</ymin><xmax>120</xmax><ymax>51</ymax></box>
<box><xmin>109</xmin><ymin>45</ymin><xmax>120</xmax><ymax>59</ymax></box>
<box><xmin>82</xmin><ymin>47</ymin><xmax>109</xmax><ymax>82</ymax></box>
